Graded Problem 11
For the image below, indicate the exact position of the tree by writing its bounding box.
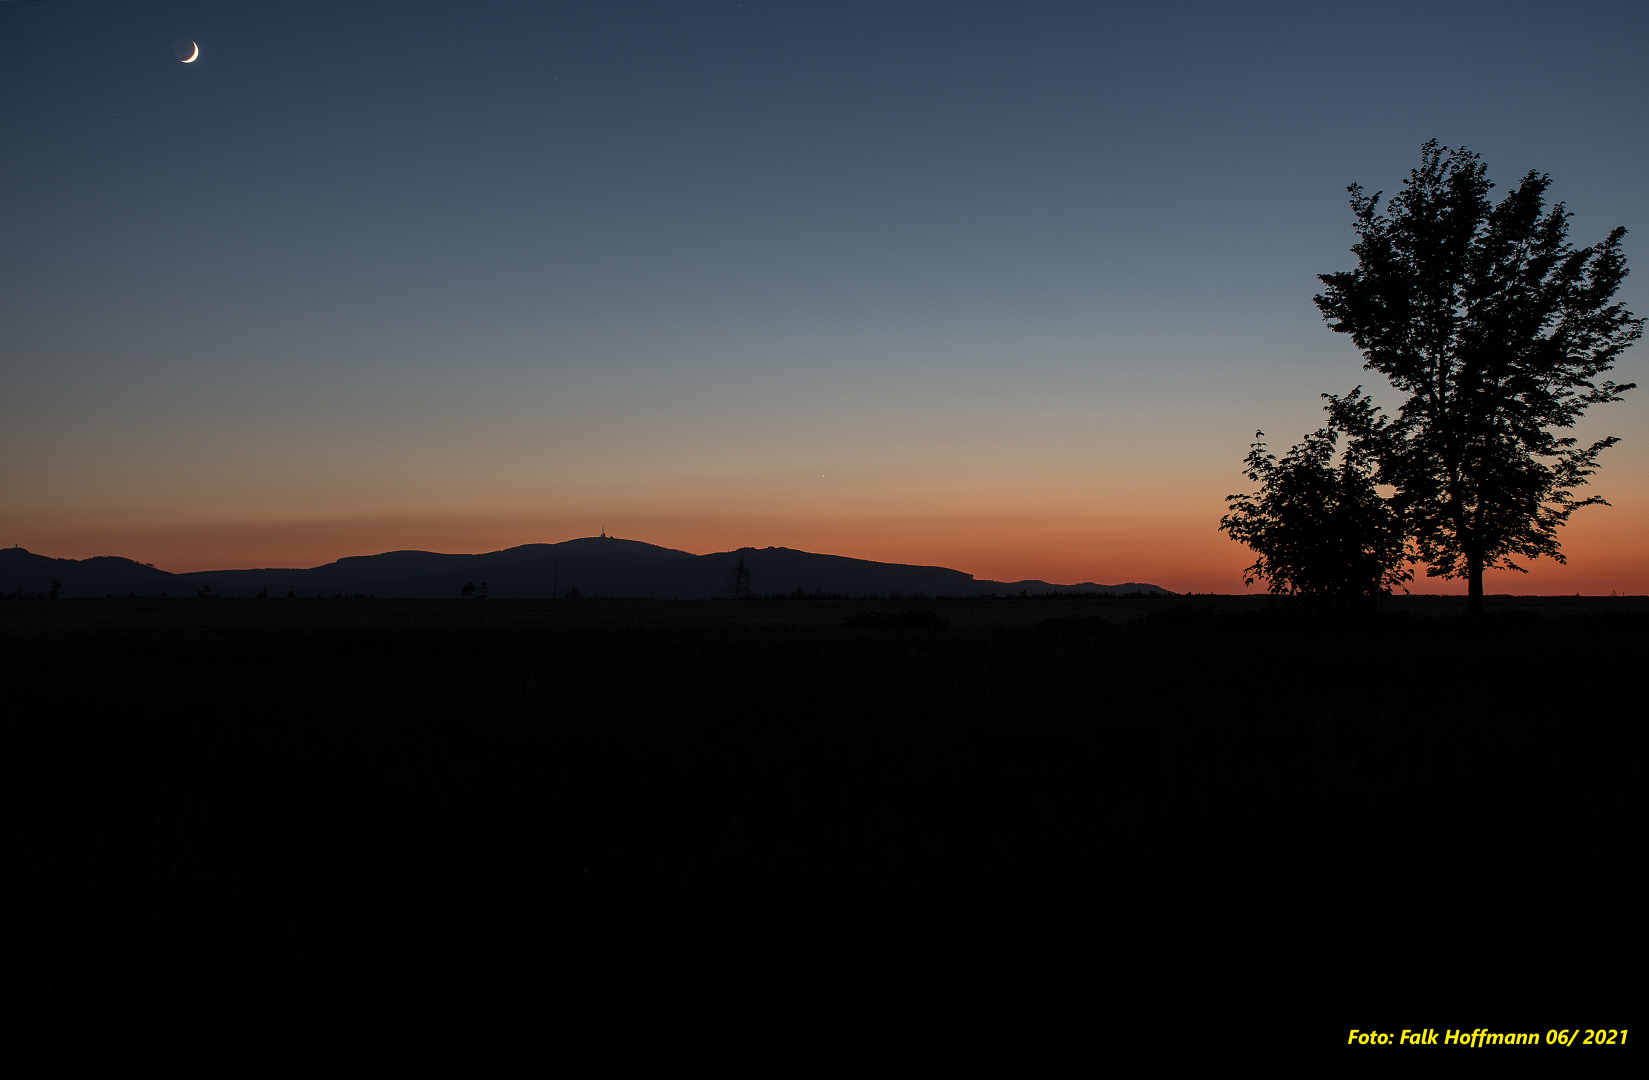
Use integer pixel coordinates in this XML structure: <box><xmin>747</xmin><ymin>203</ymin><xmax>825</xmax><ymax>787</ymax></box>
<box><xmin>725</xmin><ymin>557</ymin><xmax>752</xmax><ymax>600</ymax></box>
<box><xmin>1220</xmin><ymin>427</ymin><xmax>1411</xmax><ymax>606</ymax></box>
<box><xmin>1314</xmin><ymin>142</ymin><xmax>1641</xmax><ymax>615</ymax></box>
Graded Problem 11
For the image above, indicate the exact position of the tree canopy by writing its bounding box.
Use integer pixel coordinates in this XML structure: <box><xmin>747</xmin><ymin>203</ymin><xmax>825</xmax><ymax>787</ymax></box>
<box><xmin>1220</xmin><ymin>427</ymin><xmax>1411</xmax><ymax>606</ymax></box>
<box><xmin>1313</xmin><ymin>141</ymin><xmax>1641</xmax><ymax>613</ymax></box>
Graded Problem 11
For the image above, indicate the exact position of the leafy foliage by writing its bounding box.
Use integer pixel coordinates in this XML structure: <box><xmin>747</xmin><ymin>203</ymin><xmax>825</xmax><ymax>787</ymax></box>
<box><xmin>1314</xmin><ymin>141</ymin><xmax>1641</xmax><ymax>607</ymax></box>
<box><xmin>1221</xmin><ymin>427</ymin><xmax>1411</xmax><ymax>604</ymax></box>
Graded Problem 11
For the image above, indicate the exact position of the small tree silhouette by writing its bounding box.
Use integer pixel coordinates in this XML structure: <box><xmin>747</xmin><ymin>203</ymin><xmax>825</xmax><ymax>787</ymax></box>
<box><xmin>725</xmin><ymin>557</ymin><xmax>752</xmax><ymax>600</ymax></box>
<box><xmin>1220</xmin><ymin>427</ymin><xmax>1411</xmax><ymax>606</ymax></box>
<box><xmin>49</xmin><ymin>579</ymin><xmax>61</xmax><ymax>600</ymax></box>
<box><xmin>460</xmin><ymin>581</ymin><xmax>488</xmax><ymax>598</ymax></box>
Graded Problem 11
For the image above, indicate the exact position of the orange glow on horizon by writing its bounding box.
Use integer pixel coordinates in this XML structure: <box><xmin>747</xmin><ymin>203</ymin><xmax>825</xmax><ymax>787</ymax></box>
<box><xmin>15</xmin><ymin>497</ymin><xmax>1647</xmax><ymax>596</ymax></box>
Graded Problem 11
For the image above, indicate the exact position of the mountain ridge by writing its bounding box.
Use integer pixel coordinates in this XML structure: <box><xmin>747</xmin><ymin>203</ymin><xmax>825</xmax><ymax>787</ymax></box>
<box><xmin>0</xmin><ymin>538</ymin><xmax>1175</xmax><ymax>599</ymax></box>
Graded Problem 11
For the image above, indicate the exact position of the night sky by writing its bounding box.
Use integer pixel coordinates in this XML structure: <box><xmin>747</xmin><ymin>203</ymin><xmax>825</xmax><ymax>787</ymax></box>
<box><xmin>3</xmin><ymin>1</ymin><xmax>1645</xmax><ymax>591</ymax></box>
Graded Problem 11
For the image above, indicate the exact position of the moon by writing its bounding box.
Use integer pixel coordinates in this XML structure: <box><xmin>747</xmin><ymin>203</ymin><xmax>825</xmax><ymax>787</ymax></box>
<box><xmin>173</xmin><ymin>39</ymin><xmax>198</xmax><ymax>63</ymax></box>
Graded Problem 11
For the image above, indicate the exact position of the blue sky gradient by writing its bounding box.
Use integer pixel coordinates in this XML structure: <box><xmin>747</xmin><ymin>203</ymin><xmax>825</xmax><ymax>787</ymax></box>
<box><xmin>3</xmin><ymin>1</ymin><xmax>1645</xmax><ymax>589</ymax></box>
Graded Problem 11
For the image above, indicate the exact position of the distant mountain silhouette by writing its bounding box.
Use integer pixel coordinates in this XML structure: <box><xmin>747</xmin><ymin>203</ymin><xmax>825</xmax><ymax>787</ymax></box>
<box><xmin>0</xmin><ymin>549</ymin><xmax>178</xmax><ymax>597</ymax></box>
<box><xmin>0</xmin><ymin>537</ymin><xmax>1174</xmax><ymax>599</ymax></box>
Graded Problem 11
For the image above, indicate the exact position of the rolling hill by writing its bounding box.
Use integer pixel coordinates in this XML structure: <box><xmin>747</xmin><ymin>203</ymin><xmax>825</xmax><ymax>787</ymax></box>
<box><xmin>1</xmin><ymin>536</ymin><xmax>1174</xmax><ymax>599</ymax></box>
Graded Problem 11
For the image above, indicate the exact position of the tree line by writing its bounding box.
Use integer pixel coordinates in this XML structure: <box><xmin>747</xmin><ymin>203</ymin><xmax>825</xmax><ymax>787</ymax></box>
<box><xmin>1221</xmin><ymin>141</ymin><xmax>1641</xmax><ymax>614</ymax></box>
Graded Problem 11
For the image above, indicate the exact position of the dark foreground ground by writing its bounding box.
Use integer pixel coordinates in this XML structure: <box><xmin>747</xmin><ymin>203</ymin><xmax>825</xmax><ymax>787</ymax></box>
<box><xmin>7</xmin><ymin>595</ymin><xmax>1642</xmax><ymax>1044</ymax></box>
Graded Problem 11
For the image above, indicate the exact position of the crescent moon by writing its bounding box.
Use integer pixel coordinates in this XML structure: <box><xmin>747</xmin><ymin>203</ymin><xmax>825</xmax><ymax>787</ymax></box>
<box><xmin>182</xmin><ymin>42</ymin><xmax>199</xmax><ymax>63</ymax></box>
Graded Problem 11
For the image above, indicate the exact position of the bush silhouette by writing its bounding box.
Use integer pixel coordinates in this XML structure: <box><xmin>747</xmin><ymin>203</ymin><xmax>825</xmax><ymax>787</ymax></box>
<box><xmin>1221</xmin><ymin>427</ymin><xmax>1411</xmax><ymax>606</ymax></box>
<box><xmin>844</xmin><ymin>609</ymin><xmax>945</xmax><ymax>631</ymax></box>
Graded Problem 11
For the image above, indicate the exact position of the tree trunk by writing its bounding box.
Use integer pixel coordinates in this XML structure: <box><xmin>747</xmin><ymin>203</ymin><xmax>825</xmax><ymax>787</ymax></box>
<box><xmin>1466</xmin><ymin>552</ymin><xmax>1484</xmax><ymax>617</ymax></box>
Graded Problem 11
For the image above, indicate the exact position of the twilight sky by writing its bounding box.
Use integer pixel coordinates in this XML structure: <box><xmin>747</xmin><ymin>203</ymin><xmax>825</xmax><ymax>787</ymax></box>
<box><xmin>3</xmin><ymin>0</ymin><xmax>1645</xmax><ymax>592</ymax></box>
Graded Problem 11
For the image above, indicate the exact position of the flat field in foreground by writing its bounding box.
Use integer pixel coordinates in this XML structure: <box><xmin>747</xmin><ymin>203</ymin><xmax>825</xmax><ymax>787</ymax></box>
<box><xmin>7</xmin><ymin>596</ymin><xmax>1641</xmax><ymax>1028</ymax></box>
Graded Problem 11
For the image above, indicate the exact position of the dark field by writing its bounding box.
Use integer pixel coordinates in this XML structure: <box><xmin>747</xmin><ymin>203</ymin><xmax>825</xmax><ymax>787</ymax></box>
<box><xmin>8</xmin><ymin>595</ymin><xmax>1643</xmax><ymax>1032</ymax></box>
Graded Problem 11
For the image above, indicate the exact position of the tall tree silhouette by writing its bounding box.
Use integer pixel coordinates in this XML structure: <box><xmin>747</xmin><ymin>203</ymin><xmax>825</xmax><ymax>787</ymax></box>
<box><xmin>1315</xmin><ymin>141</ymin><xmax>1641</xmax><ymax>614</ymax></box>
<box><xmin>725</xmin><ymin>557</ymin><xmax>752</xmax><ymax>600</ymax></box>
<box><xmin>1220</xmin><ymin>427</ymin><xmax>1411</xmax><ymax>605</ymax></box>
